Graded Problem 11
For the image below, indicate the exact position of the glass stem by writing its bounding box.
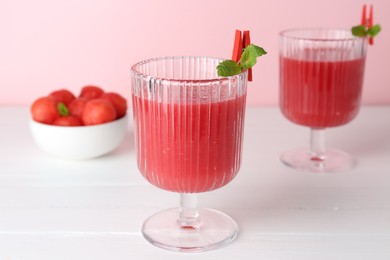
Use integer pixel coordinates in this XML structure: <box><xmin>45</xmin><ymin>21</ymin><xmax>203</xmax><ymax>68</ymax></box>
<box><xmin>310</xmin><ymin>128</ymin><xmax>326</xmax><ymax>166</ymax></box>
<box><xmin>178</xmin><ymin>193</ymin><xmax>200</xmax><ymax>229</ymax></box>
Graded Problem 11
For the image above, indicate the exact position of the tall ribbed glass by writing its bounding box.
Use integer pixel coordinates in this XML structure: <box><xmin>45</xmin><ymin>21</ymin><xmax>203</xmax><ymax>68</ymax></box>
<box><xmin>131</xmin><ymin>56</ymin><xmax>247</xmax><ymax>252</ymax></box>
<box><xmin>279</xmin><ymin>28</ymin><xmax>368</xmax><ymax>173</ymax></box>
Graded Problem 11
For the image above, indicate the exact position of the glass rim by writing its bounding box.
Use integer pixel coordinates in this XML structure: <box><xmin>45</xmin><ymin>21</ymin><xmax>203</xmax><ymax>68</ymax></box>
<box><xmin>130</xmin><ymin>56</ymin><xmax>248</xmax><ymax>83</ymax></box>
<box><xmin>279</xmin><ymin>28</ymin><xmax>367</xmax><ymax>42</ymax></box>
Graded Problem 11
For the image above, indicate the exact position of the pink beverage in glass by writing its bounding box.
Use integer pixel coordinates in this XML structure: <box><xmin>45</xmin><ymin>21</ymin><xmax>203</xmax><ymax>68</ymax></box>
<box><xmin>131</xmin><ymin>56</ymin><xmax>247</xmax><ymax>252</ymax></box>
<box><xmin>280</xmin><ymin>56</ymin><xmax>366</xmax><ymax>128</ymax></box>
<box><xmin>279</xmin><ymin>28</ymin><xmax>368</xmax><ymax>173</ymax></box>
<box><xmin>132</xmin><ymin>94</ymin><xmax>246</xmax><ymax>193</ymax></box>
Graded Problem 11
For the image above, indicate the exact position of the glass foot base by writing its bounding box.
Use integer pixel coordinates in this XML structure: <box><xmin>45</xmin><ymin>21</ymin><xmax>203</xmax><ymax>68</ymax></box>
<box><xmin>142</xmin><ymin>208</ymin><xmax>238</xmax><ymax>252</ymax></box>
<box><xmin>281</xmin><ymin>147</ymin><xmax>356</xmax><ymax>173</ymax></box>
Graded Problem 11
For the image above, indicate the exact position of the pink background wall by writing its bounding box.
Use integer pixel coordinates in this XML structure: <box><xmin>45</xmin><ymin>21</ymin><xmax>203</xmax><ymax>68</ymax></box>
<box><xmin>1</xmin><ymin>0</ymin><xmax>389</xmax><ymax>106</ymax></box>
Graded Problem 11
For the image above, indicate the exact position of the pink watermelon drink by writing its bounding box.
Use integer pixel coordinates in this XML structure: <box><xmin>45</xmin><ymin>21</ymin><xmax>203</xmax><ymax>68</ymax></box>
<box><xmin>132</xmin><ymin>87</ymin><xmax>246</xmax><ymax>193</ymax></box>
<box><xmin>280</xmin><ymin>56</ymin><xmax>366</xmax><ymax>128</ymax></box>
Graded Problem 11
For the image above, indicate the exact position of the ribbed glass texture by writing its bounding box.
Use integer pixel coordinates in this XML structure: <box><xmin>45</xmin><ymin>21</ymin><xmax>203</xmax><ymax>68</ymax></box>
<box><xmin>279</xmin><ymin>29</ymin><xmax>368</xmax><ymax>128</ymax></box>
<box><xmin>131</xmin><ymin>57</ymin><xmax>247</xmax><ymax>193</ymax></box>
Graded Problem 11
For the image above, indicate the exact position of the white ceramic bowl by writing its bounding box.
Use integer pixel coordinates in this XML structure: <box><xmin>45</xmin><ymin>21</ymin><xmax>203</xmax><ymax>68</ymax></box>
<box><xmin>29</xmin><ymin>115</ymin><xmax>128</xmax><ymax>160</ymax></box>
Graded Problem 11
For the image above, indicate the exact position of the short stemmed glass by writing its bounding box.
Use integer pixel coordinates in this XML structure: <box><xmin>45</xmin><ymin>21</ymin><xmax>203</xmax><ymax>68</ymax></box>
<box><xmin>279</xmin><ymin>28</ymin><xmax>368</xmax><ymax>173</ymax></box>
<box><xmin>131</xmin><ymin>56</ymin><xmax>248</xmax><ymax>252</ymax></box>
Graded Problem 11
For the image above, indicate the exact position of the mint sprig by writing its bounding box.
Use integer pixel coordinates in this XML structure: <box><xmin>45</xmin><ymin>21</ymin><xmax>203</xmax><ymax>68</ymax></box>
<box><xmin>352</xmin><ymin>24</ymin><xmax>381</xmax><ymax>37</ymax></box>
<box><xmin>216</xmin><ymin>60</ymin><xmax>242</xmax><ymax>77</ymax></box>
<box><xmin>217</xmin><ymin>44</ymin><xmax>267</xmax><ymax>77</ymax></box>
<box><xmin>58</xmin><ymin>102</ymin><xmax>69</xmax><ymax>116</ymax></box>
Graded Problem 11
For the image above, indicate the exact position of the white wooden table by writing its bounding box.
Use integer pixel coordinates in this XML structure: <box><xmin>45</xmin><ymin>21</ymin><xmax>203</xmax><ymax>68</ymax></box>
<box><xmin>0</xmin><ymin>106</ymin><xmax>389</xmax><ymax>260</ymax></box>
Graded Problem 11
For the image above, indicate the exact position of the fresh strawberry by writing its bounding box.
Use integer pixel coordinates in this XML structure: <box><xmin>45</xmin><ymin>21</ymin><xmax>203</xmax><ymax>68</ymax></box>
<box><xmin>79</xmin><ymin>85</ymin><xmax>104</xmax><ymax>100</ymax></box>
<box><xmin>101</xmin><ymin>92</ymin><xmax>127</xmax><ymax>118</ymax></box>
<box><xmin>81</xmin><ymin>99</ymin><xmax>117</xmax><ymax>125</ymax></box>
<box><xmin>31</xmin><ymin>96</ymin><xmax>59</xmax><ymax>124</ymax></box>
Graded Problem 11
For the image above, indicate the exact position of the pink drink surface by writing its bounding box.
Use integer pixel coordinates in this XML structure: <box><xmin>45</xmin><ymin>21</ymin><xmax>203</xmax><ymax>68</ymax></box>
<box><xmin>132</xmin><ymin>94</ymin><xmax>246</xmax><ymax>193</ymax></box>
<box><xmin>280</xmin><ymin>56</ymin><xmax>365</xmax><ymax>128</ymax></box>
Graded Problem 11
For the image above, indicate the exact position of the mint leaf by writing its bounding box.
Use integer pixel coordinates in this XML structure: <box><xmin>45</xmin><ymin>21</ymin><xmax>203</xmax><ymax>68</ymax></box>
<box><xmin>217</xmin><ymin>60</ymin><xmax>242</xmax><ymax>77</ymax></box>
<box><xmin>352</xmin><ymin>25</ymin><xmax>367</xmax><ymax>37</ymax></box>
<box><xmin>252</xmin><ymin>45</ymin><xmax>267</xmax><ymax>57</ymax></box>
<box><xmin>352</xmin><ymin>24</ymin><xmax>382</xmax><ymax>38</ymax></box>
<box><xmin>217</xmin><ymin>43</ymin><xmax>267</xmax><ymax>77</ymax></box>
<box><xmin>58</xmin><ymin>102</ymin><xmax>69</xmax><ymax>116</ymax></box>
<box><xmin>239</xmin><ymin>44</ymin><xmax>267</xmax><ymax>69</ymax></box>
<box><xmin>367</xmin><ymin>24</ymin><xmax>381</xmax><ymax>37</ymax></box>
